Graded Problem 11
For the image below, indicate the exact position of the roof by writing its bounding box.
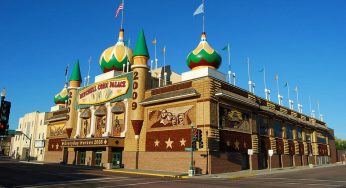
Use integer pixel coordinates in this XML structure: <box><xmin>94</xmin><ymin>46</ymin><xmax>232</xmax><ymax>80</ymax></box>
<box><xmin>140</xmin><ymin>88</ymin><xmax>199</xmax><ymax>106</ymax></box>
<box><xmin>69</xmin><ymin>60</ymin><xmax>82</xmax><ymax>82</ymax></box>
<box><xmin>133</xmin><ymin>29</ymin><xmax>149</xmax><ymax>58</ymax></box>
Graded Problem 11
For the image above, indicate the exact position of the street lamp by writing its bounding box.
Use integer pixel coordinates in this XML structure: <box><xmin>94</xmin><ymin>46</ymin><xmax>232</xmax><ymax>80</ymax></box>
<box><xmin>15</xmin><ymin>131</ymin><xmax>31</xmax><ymax>161</ymax></box>
<box><xmin>1</xmin><ymin>88</ymin><xmax>6</xmax><ymax>100</ymax></box>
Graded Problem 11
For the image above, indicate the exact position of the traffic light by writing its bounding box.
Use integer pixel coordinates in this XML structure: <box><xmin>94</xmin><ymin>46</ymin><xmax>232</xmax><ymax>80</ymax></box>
<box><xmin>192</xmin><ymin>141</ymin><xmax>197</xmax><ymax>150</ymax></box>
<box><xmin>0</xmin><ymin>101</ymin><xmax>11</xmax><ymax>124</ymax></box>
<box><xmin>197</xmin><ymin>129</ymin><xmax>202</xmax><ymax>142</ymax></box>
<box><xmin>0</xmin><ymin>100</ymin><xmax>11</xmax><ymax>136</ymax></box>
<box><xmin>192</xmin><ymin>128</ymin><xmax>198</xmax><ymax>141</ymax></box>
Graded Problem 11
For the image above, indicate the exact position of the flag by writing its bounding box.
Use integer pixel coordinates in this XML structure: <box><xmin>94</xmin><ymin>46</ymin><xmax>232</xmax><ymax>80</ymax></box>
<box><xmin>294</xmin><ymin>86</ymin><xmax>298</xmax><ymax>92</ymax></box>
<box><xmin>222</xmin><ymin>45</ymin><xmax>228</xmax><ymax>51</ymax></box>
<box><xmin>284</xmin><ymin>82</ymin><xmax>288</xmax><ymax>87</ymax></box>
<box><xmin>193</xmin><ymin>3</ymin><xmax>204</xmax><ymax>16</ymax></box>
<box><xmin>152</xmin><ymin>38</ymin><xmax>157</xmax><ymax>45</ymax></box>
<box><xmin>259</xmin><ymin>68</ymin><xmax>264</xmax><ymax>72</ymax></box>
<box><xmin>274</xmin><ymin>74</ymin><xmax>278</xmax><ymax>81</ymax></box>
<box><xmin>65</xmin><ymin>65</ymin><xmax>69</xmax><ymax>76</ymax></box>
<box><xmin>115</xmin><ymin>2</ymin><xmax>124</xmax><ymax>18</ymax></box>
<box><xmin>162</xmin><ymin>46</ymin><xmax>166</xmax><ymax>54</ymax></box>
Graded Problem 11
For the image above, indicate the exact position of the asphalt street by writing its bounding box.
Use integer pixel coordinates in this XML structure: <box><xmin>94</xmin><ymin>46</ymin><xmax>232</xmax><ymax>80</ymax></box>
<box><xmin>1</xmin><ymin>158</ymin><xmax>345</xmax><ymax>188</ymax></box>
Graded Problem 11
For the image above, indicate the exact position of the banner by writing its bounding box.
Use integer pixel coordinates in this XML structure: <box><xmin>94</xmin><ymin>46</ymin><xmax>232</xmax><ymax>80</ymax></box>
<box><xmin>78</xmin><ymin>77</ymin><xmax>130</xmax><ymax>105</ymax></box>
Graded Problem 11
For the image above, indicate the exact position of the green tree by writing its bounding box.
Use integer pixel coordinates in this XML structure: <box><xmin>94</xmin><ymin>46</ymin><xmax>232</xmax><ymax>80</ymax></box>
<box><xmin>335</xmin><ymin>137</ymin><xmax>346</xmax><ymax>150</ymax></box>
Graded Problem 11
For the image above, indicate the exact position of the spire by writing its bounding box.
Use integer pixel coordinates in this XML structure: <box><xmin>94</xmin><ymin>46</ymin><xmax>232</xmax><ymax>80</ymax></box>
<box><xmin>133</xmin><ymin>29</ymin><xmax>150</xmax><ymax>58</ymax></box>
<box><xmin>69</xmin><ymin>60</ymin><xmax>82</xmax><ymax>82</ymax></box>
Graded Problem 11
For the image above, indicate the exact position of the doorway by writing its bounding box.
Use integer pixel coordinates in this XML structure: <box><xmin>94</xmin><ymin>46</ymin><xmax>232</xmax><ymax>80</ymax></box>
<box><xmin>95</xmin><ymin>151</ymin><xmax>102</xmax><ymax>166</ymax></box>
<box><xmin>112</xmin><ymin>151</ymin><xmax>122</xmax><ymax>168</ymax></box>
<box><xmin>79</xmin><ymin>151</ymin><xmax>86</xmax><ymax>165</ymax></box>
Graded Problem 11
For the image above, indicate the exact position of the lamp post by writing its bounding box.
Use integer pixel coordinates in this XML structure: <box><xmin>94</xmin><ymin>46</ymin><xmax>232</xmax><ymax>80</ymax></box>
<box><xmin>15</xmin><ymin>131</ymin><xmax>31</xmax><ymax>161</ymax></box>
<box><xmin>189</xmin><ymin>123</ymin><xmax>195</xmax><ymax>176</ymax></box>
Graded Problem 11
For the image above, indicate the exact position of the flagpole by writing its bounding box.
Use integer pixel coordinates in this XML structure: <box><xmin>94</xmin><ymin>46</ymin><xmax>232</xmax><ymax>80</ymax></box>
<box><xmin>202</xmin><ymin>0</ymin><xmax>205</xmax><ymax>33</ymax></box>
<box><xmin>227</xmin><ymin>44</ymin><xmax>231</xmax><ymax>84</ymax></box>
<box><xmin>120</xmin><ymin>0</ymin><xmax>124</xmax><ymax>29</ymax></box>
<box><xmin>87</xmin><ymin>56</ymin><xmax>91</xmax><ymax>86</ymax></box>
<box><xmin>163</xmin><ymin>46</ymin><xmax>166</xmax><ymax>86</ymax></box>
<box><xmin>154</xmin><ymin>38</ymin><xmax>157</xmax><ymax>69</ymax></box>
<box><xmin>275</xmin><ymin>75</ymin><xmax>282</xmax><ymax>105</ymax></box>
<box><xmin>247</xmin><ymin>57</ymin><xmax>251</xmax><ymax>92</ymax></box>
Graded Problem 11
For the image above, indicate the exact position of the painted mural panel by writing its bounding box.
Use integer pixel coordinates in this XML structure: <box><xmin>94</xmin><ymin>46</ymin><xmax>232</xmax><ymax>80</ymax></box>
<box><xmin>80</xmin><ymin>119</ymin><xmax>90</xmax><ymax>138</ymax></box>
<box><xmin>95</xmin><ymin>116</ymin><xmax>106</xmax><ymax>137</ymax></box>
<box><xmin>146</xmin><ymin>129</ymin><xmax>192</xmax><ymax>151</ymax></box>
<box><xmin>49</xmin><ymin>123</ymin><xmax>66</xmax><ymax>137</ymax></box>
<box><xmin>219</xmin><ymin>105</ymin><xmax>251</xmax><ymax>133</ymax></box>
<box><xmin>112</xmin><ymin>113</ymin><xmax>124</xmax><ymax>136</ymax></box>
<box><xmin>148</xmin><ymin>105</ymin><xmax>195</xmax><ymax>129</ymax></box>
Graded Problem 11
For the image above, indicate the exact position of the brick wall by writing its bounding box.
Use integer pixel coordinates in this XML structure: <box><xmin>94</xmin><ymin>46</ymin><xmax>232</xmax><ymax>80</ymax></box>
<box><xmin>44</xmin><ymin>151</ymin><xmax>63</xmax><ymax>163</ymax></box>
<box><xmin>271</xmin><ymin>154</ymin><xmax>281</xmax><ymax>168</ymax></box>
<box><xmin>210</xmin><ymin>152</ymin><xmax>249</xmax><ymax>173</ymax></box>
<box><xmin>294</xmin><ymin>155</ymin><xmax>302</xmax><ymax>166</ymax></box>
<box><xmin>282</xmin><ymin>154</ymin><xmax>293</xmax><ymax>167</ymax></box>
<box><xmin>123</xmin><ymin>151</ymin><xmax>207</xmax><ymax>174</ymax></box>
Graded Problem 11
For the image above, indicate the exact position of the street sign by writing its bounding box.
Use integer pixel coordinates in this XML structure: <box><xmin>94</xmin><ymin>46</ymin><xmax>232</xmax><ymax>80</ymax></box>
<box><xmin>248</xmin><ymin>149</ymin><xmax>253</xmax><ymax>155</ymax></box>
<box><xmin>268</xmin><ymin>149</ymin><xmax>273</xmax><ymax>156</ymax></box>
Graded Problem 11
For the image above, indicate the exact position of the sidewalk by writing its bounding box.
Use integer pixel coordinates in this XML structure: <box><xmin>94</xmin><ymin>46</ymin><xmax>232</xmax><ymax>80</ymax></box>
<box><xmin>103</xmin><ymin>163</ymin><xmax>344</xmax><ymax>179</ymax></box>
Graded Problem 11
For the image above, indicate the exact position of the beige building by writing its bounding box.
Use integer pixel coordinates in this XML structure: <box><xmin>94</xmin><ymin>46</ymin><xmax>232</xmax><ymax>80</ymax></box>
<box><xmin>11</xmin><ymin>111</ymin><xmax>49</xmax><ymax>161</ymax></box>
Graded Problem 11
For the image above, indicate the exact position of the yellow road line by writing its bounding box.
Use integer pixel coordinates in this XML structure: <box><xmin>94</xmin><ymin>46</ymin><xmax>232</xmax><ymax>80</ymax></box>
<box><xmin>103</xmin><ymin>169</ymin><xmax>189</xmax><ymax>179</ymax></box>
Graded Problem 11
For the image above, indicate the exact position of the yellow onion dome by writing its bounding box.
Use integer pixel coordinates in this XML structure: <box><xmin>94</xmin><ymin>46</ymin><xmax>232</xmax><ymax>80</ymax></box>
<box><xmin>54</xmin><ymin>86</ymin><xmax>68</xmax><ymax>105</ymax></box>
<box><xmin>186</xmin><ymin>32</ymin><xmax>222</xmax><ymax>70</ymax></box>
<box><xmin>99</xmin><ymin>29</ymin><xmax>133</xmax><ymax>73</ymax></box>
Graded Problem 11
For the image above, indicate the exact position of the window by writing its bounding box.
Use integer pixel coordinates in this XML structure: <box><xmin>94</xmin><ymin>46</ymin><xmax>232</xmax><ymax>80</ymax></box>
<box><xmin>296</xmin><ymin>127</ymin><xmax>302</xmax><ymax>141</ymax></box>
<box><xmin>274</xmin><ymin>120</ymin><xmax>282</xmax><ymax>138</ymax></box>
<box><xmin>42</xmin><ymin>133</ymin><xmax>45</xmax><ymax>139</ymax></box>
<box><xmin>286</xmin><ymin>124</ymin><xmax>293</xmax><ymax>139</ymax></box>
<box><xmin>40</xmin><ymin>149</ymin><xmax>43</xmax><ymax>155</ymax></box>
<box><xmin>306</xmin><ymin>134</ymin><xmax>311</xmax><ymax>142</ymax></box>
<box><xmin>259</xmin><ymin>116</ymin><xmax>269</xmax><ymax>136</ymax></box>
<box><xmin>38</xmin><ymin>133</ymin><xmax>40</xmax><ymax>139</ymax></box>
<box><xmin>40</xmin><ymin>120</ymin><xmax>43</xmax><ymax>125</ymax></box>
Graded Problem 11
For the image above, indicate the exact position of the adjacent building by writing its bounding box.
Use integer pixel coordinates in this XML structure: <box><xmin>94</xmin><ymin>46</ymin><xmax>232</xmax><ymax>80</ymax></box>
<box><xmin>11</xmin><ymin>111</ymin><xmax>49</xmax><ymax>161</ymax></box>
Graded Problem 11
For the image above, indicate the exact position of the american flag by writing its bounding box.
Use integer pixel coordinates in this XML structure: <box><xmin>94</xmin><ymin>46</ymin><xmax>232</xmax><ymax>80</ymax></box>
<box><xmin>115</xmin><ymin>2</ymin><xmax>124</xmax><ymax>18</ymax></box>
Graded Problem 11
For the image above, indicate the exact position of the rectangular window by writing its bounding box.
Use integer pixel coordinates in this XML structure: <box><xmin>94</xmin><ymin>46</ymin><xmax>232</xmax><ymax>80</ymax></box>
<box><xmin>259</xmin><ymin>116</ymin><xmax>269</xmax><ymax>136</ymax></box>
<box><xmin>274</xmin><ymin>120</ymin><xmax>282</xmax><ymax>138</ymax></box>
<box><xmin>38</xmin><ymin>133</ymin><xmax>40</xmax><ymax>139</ymax></box>
<box><xmin>42</xmin><ymin>133</ymin><xmax>44</xmax><ymax>139</ymax></box>
<box><xmin>306</xmin><ymin>134</ymin><xmax>311</xmax><ymax>142</ymax></box>
<box><xmin>296</xmin><ymin>127</ymin><xmax>302</xmax><ymax>141</ymax></box>
<box><xmin>286</xmin><ymin>124</ymin><xmax>293</xmax><ymax>140</ymax></box>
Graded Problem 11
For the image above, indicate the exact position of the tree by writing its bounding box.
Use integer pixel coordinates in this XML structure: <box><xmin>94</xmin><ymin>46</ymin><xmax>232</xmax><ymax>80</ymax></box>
<box><xmin>335</xmin><ymin>137</ymin><xmax>346</xmax><ymax>150</ymax></box>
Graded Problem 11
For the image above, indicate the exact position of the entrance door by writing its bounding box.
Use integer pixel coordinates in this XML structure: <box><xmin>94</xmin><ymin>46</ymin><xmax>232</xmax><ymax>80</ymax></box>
<box><xmin>112</xmin><ymin>151</ymin><xmax>122</xmax><ymax>169</ymax></box>
<box><xmin>95</xmin><ymin>152</ymin><xmax>102</xmax><ymax>166</ymax></box>
<box><xmin>79</xmin><ymin>151</ymin><xmax>86</xmax><ymax>165</ymax></box>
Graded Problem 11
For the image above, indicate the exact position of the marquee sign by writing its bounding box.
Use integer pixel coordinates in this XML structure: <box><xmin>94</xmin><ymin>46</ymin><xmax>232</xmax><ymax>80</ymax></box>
<box><xmin>78</xmin><ymin>77</ymin><xmax>130</xmax><ymax>105</ymax></box>
<box><xmin>61</xmin><ymin>137</ymin><xmax>124</xmax><ymax>148</ymax></box>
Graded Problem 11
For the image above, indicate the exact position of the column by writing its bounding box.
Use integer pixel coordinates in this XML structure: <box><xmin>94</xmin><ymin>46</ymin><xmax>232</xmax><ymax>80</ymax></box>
<box><xmin>103</xmin><ymin>102</ymin><xmax>112</xmax><ymax>137</ymax></box>
<box><xmin>74</xmin><ymin>109</ymin><xmax>82</xmax><ymax>138</ymax></box>
<box><xmin>87</xmin><ymin>106</ymin><xmax>96</xmax><ymax>138</ymax></box>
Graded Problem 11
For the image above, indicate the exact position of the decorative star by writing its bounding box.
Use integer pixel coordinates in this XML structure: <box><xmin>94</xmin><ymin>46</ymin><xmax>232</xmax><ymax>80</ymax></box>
<box><xmin>56</xmin><ymin>143</ymin><xmax>60</xmax><ymax>150</ymax></box>
<box><xmin>165</xmin><ymin>138</ymin><xmax>174</xmax><ymax>149</ymax></box>
<box><xmin>51</xmin><ymin>144</ymin><xmax>54</xmax><ymax>149</ymax></box>
<box><xmin>234</xmin><ymin>140</ymin><xmax>240</xmax><ymax>150</ymax></box>
<box><xmin>154</xmin><ymin>139</ymin><xmax>160</xmax><ymax>147</ymax></box>
<box><xmin>180</xmin><ymin>138</ymin><xmax>186</xmax><ymax>146</ymax></box>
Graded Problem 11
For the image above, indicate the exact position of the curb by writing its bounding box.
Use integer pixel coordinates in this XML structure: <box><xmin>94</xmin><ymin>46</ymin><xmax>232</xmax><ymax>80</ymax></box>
<box><xmin>103</xmin><ymin>169</ymin><xmax>189</xmax><ymax>179</ymax></box>
<box><xmin>229</xmin><ymin>173</ymin><xmax>257</xmax><ymax>180</ymax></box>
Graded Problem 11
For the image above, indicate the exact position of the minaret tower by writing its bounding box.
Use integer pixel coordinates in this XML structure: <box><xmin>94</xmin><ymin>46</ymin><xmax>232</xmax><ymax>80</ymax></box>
<box><xmin>66</xmin><ymin>60</ymin><xmax>82</xmax><ymax>139</ymax></box>
<box><xmin>130</xmin><ymin>29</ymin><xmax>149</xmax><ymax>169</ymax></box>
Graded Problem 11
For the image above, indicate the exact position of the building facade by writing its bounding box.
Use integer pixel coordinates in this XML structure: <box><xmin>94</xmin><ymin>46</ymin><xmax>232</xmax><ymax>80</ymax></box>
<box><xmin>11</xmin><ymin>112</ymin><xmax>48</xmax><ymax>161</ymax></box>
<box><xmin>52</xmin><ymin>28</ymin><xmax>336</xmax><ymax>174</ymax></box>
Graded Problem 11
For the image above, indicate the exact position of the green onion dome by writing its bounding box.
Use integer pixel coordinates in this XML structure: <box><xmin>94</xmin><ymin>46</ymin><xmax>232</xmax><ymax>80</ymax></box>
<box><xmin>186</xmin><ymin>32</ymin><xmax>222</xmax><ymax>70</ymax></box>
<box><xmin>54</xmin><ymin>85</ymin><xmax>68</xmax><ymax>105</ymax></box>
<box><xmin>99</xmin><ymin>29</ymin><xmax>133</xmax><ymax>73</ymax></box>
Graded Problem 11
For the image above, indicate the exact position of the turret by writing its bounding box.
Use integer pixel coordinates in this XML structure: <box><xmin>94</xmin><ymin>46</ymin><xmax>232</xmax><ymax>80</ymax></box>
<box><xmin>131</xmin><ymin>29</ymin><xmax>149</xmax><ymax>141</ymax></box>
<box><xmin>66</xmin><ymin>60</ymin><xmax>82</xmax><ymax>138</ymax></box>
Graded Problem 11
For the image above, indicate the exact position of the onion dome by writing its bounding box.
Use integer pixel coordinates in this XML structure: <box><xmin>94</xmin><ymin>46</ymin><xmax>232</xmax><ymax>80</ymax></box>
<box><xmin>186</xmin><ymin>32</ymin><xmax>222</xmax><ymax>70</ymax></box>
<box><xmin>54</xmin><ymin>85</ymin><xmax>68</xmax><ymax>105</ymax></box>
<box><xmin>99</xmin><ymin>29</ymin><xmax>133</xmax><ymax>73</ymax></box>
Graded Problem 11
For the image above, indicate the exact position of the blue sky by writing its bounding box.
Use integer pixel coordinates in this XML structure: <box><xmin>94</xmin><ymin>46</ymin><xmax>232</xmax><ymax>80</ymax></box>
<box><xmin>0</xmin><ymin>0</ymin><xmax>345</xmax><ymax>139</ymax></box>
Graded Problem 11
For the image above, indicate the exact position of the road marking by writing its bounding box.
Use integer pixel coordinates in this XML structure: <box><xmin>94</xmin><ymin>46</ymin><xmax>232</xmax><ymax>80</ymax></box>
<box><xmin>23</xmin><ymin>177</ymin><xmax>129</xmax><ymax>187</ymax></box>
<box><xmin>261</xmin><ymin>177</ymin><xmax>346</xmax><ymax>183</ymax></box>
<box><xmin>98</xmin><ymin>180</ymin><xmax>181</xmax><ymax>187</ymax></box>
